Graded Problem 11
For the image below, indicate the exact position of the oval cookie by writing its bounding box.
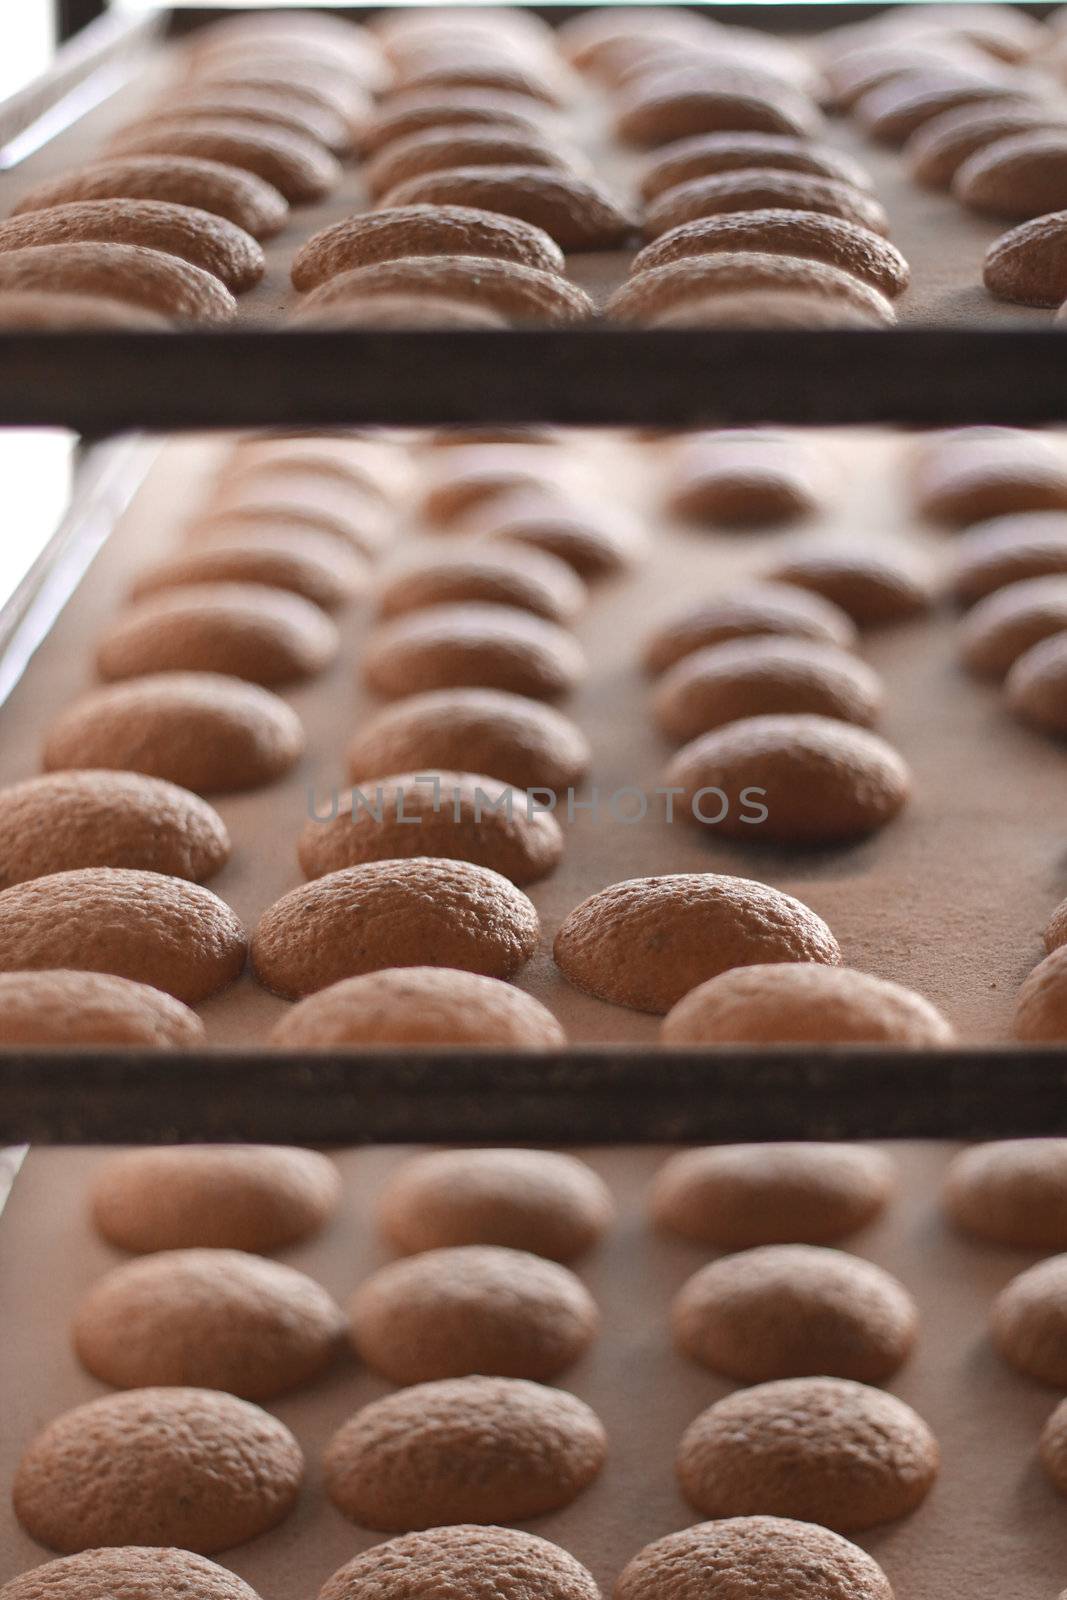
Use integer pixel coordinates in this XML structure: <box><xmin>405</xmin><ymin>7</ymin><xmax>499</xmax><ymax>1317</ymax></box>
<box><xmin>0</xmin><ymin>243</ymin><xmax>235</xmax><ymax>322</ymax></box>
<box><xmin>644</xmin><ymin>583</ymin><xmax>858</xmax><ymax>675</ymax></box>
<box><xmin>644</xmin><ymin>170</ymin><xmax>889</xmax><ymax>239</ymax></box>
<box><xmin>11</xmin><ymin>155</ymin><xmax>289</xmax><ymax>239</ymax></box>
<box><xmin>615</xmin><ymin>1518</ymin><xmax>893</xmax><ymax>1600</ymax></box>
<box><xmin>377</xmin><ymin>166</ymin><xmax>636</xmax><ymax>249</ymax></box>
<box><xmin>109</xmin><ymin>118</ymin><xmax>342</xmax><ymax>204</ymax></box>
<box><xmin>0</xmin><ymin>970</ymin><xmax>205</xmax><ymax>1048</ymax></box>
<box><xmin>638</xmin><ymin>131</ymin><xmax>873</xmax><ymax>201</ymax></box>
<box><xmin>608</xmin><ymin>251</ymin><xmax>896</xmax><ymax>325</ymax></box>
<box><xmin>361</xmin><ymin>602</ymin><xmax>585</xmax><ymax>700</ymax></box>
<box><xmin>0</xmin><ymin>1549</ymin><xmax>263</xmax><ymax>1600</ymax></box>
<box><xmin>318</xmin><ymin>1527</ymin><xmax>599</xmax><ymax>1600</ymax></box>
<box><xmin>295</xmin><ymin>254</ymin><xmax>594</xmax><ymax>324</ymax></box>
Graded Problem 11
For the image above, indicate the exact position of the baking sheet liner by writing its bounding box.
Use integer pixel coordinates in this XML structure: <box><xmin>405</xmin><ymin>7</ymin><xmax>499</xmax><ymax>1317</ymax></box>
<box><xmin>3</xmin><ymin>1142</ymin><xmax>1067</xmax><ymax>1600</ymax></box>
<box><xmin>0</xmin><ymin>18</ymin><xmax>1057</xmax><ymax>329</ymax></box>
<box><xmin>1</xmin><ymin>427</ymin><xmax>1067</xmax><ymax>1047</ymax></box>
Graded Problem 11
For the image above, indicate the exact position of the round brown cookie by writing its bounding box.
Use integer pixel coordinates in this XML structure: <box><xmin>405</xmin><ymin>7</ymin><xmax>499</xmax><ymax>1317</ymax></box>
<box><xmin>130</xmin><ymin>532</ymin><xmax>367</xmax><ymax>612</ymax></box>
<box><xmin>252</xmin><ymin>858</ymin><xmax>539</xmax><ymax>999</ymax></box>
<box><xmin>473</xmin><ymin>493</ymin><xmax>646</xmax><ymax>578</ymax></box>
<box><xmin>1040</xmin><ymin>1397</ymin><xmax>1067</xmax><ymax>1497</ymax></box>
<box><xmin>662</xmin><ymin>963</ymin><xmax>954</xmax><ymax>1045</ymax></box>
<box><xmin>653</xmin><ymin>637</ymin><xmax>883</xmax><ymax>744</ymax></box>
<box><xmin>348</xmin><ymin>1243</ymin><xmax>598</xmax><ymax>1384</ymax></box>
<box><xmin>951</xmin><ymin>513</ymin><xmax>1067</xmax><ymax>604</ymax></box>
<box><xmin>0</xmin><ymin>970</ymin><xmax>204</xmax><ymax>1047</ymax></box>
<box><xmin>323</xmin><ymin>1375</ymin><xmax>606</xmax><ymax>1530</ymax></box>
<box><xmin>297</xmin><ymin>770</ymin><xmax>563</xmax><ymax>886</ymax></box>
<box><xmin>643</xmin><ymin>172</ymin><xmax>890</xmax><ymax>241</ymax></box>
<box><xmin>1006</xmin><ymin>632</ymin><xmax>1067</xmax><ymax>734</ymax></box>
<box><xmin>637</xmin><ymin>131</ymin><xmax>874</xmax><ymax>201</ymax></box>
<box><xmin>0</xmin><ymin>769</ymin><xmax>229</xmax><ymax>888</ymax></box>
<box><xmin>10</xmin><ymin>156</ymin><xmax>289</xmax><ymax>240</ymax></box>
<box><xmin>612</xmin><ymin>79</ymin><xmax>824</xmax><ymax>150</ymax></box>
<box><xmin>271</xmin><ymin>967</ymin><xmax>565</xmax><ymax>1048</ymax></box>
<box><xmin>0</xmin><ymin>867</ymin><xmax>245</xmax><ymax>1003</ymax></box>
<box><xmin>959</xmin><ymin>575</ymin><xmax>1067</xmax><ymax>678</ymax></box>
<box><xmin>614</xmin><ymin>1517</ymin><xmax>894</xmax><ymax>1600</ymax></box>
<box><xmin>90</xmin><ymin>1144</ymin><xmax>341</xmax><ymax>1254</ymax></box>
<box><xmin>376</xmin><ymin>545</ymin><xmax>585</xmax><ymax>625</ymax></box>
<box><xmin>992</xmin><ymin>1255</ymin><xmax>1067</xmax><ymax>1384</ymax></box>
<box><xmin>291</xmin><ymin>203</ymin><xmax>565</xmax><ymax>289</ymax></box>
<box><xmin>13</xmin><ymin>1388</ymin><xmax>303</xmax><ymax>1554</ymax></box>
<box><xmin>318</xmin><ymin>1526</ymin><xmax>600</xmax><ymax>1600</ymax></box>
<box><xmin>945</xmin><ymin>1140</ymin><xmax>1067</xmax><ymax>1248</ymax></box>
<box><xmin>644</xmin><ymin>584</ymin><xmax>858</xmax><ymax>675</ymax></box>
<box><xmin>95</xmin><ymin>583</ymin><xmax>338</xmax><ymax>689</ymax></box>
<box><xmin>554</xmin><ymin>873</ymin><xmax>840</xmax><ymax>1015</ymax></box>
<box><xmin>912</xmin><ymin>427</ymin><xmax>1067</xmax><ymax>525</ymax></box>
<box><xmin>0</xmin><ymin>200</ymin><xmax>264</xmax><ymax>293</ymax></box>
<box><xmin>346</xmin><ymin>688</ymin><xmax>590</xmax><ymax>793</ymax></box>
<box><xmin>664</xmin><ymin>432</ymin><xmax>828</xmax><ymax>528</ymax></box>
<box><xmin>672</xmin><ymin>1244</ymin><xmax>918</xmax><ymax>1384</ymax></box>
<box><xmin>361</xmin><ymin>603</ymin><xmax>585</xmax><ymax>701</ymax></box>
<box><xmin>42</xmin><ymin>672</ymin><xmax>304</xmax><ymax>796</ymax></box>
<box><xmin>666</xmin><ymin>714</ymin><xmax>911</xmax><ymax>846</ymax></box>
<box><xmin>73</xmin><ymin>1248</ymin><xmax>344</xmax><ymax>1400</ymax></box>
<box><xmin>0</xmin><ymin>291</ymin><xmax>169</xmax><ymax>329</ymax></box>
<box><xmin>0</xmin><ymin>1548</ymin><xmax>263</xmax><ymax>1600</ymax></box>
<box><xmin>378</xmin><ymin>1147</ymin><xmax>613</xmax><ymax>1260</ymax></box>
<box><xmin>766</xmin><ymin>541</ymin><xmax>931</xmax><ymax>625</ymax></box>
<box><xmin>1014</xmin><ymin>946</ymin><xmax>1067</xmax><ymax>1041</ymax></box>
<box><xmin>652</xmin><ymin>1144</ymin><xmax>896</xmax><ymax>1248</ymax></box>
<box><xmin>676</xmin><ymin>1376</ymin><xmax>939</xmax><ymax>1531</ymax></box>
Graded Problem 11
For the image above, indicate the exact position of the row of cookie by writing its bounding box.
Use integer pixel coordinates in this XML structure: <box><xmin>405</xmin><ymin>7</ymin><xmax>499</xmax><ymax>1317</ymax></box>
<box><xmin>0</xmin><ymin>12</ymin><xmax>392</xmax><ymax>327</ymax></box>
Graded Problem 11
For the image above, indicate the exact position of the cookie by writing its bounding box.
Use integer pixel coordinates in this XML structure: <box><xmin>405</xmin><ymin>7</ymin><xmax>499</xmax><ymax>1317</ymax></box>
<box><xmin>0</xmin><ymin>770</ymin><xmax>229</xmax><ymax>887</ymax></box>
<box><xmin>858</xmin><ymin>74</ymin><xmax>1019</xmax><ymax>147</ymax></box>
<box><xmin>11</xmin><ymin>156</ymin><xmax>289</xmax><ymax>239</ymax></box>
<box><xmin>0</xmin><ymin>243</ymin><xmax>236</xmax><ymax>323</ymax></box>
<box><xmin>0</xmin><ymin>970</ymin><xmax>204</xmax><ymax>1048</ymax></box>
<box><xmin>345</xmin><ymin>687</ymin><xmax>590</xmax><ymax>793</ymax></box>
<box><xmin>291</xmin><ymin>204</ymin><xmax>564</xmax><ymax>289</ymax></box>
<box><xmin>653</xmin><ymin>637</ymin><xmax>883</xmax><ymax>743</ymax></box>
<box><xmin>672</xmin><ymin>1244</ymin><xmax>918</xmax><ymax>1384</ymax></box>
<box><xmin>419</xmin><ymin>452</ymin><xmax>577</xmax><ymax>527</ymax></box>
<box><xmin>767</xmin><ymin>542</ymin><xmax>931</xmax><ymax>625</ymax></box>
<box><xmin>42</xmin><ymin>672</ymin><xmax>304</xmax><ymax>796</ymax></box>
<box><xmin>0</xmin><ymin>867</ymin><xmax>246</xmax><ymax>1004</ymax></box>
<box><xmin>13</xmin><ymin>1389</ymin><xmax>302</xmax><ymax>1553</ymax></box>
<box><xmin>652</xmin><ymin>1144</ymin><xmax>897</xmax><ymax>1249</ymax></box>
<box><xmin>615</xmin><ymin>1517</ymin><xmax>893</xmax><ymax>1600</ymax></box>
<box><xmin>644</xmin><ymin>171</ymin><xmax>889</xmax><ymax>239</ymax></box>
<box><xmin>323</xmin><ymin>1376</ymin><xmax>606</xmax><ymax>1530</ymax></box>
<box><xmin>90</xmin><ymin>1144</ymin><xmax>341</xmax><ymax>1254</ymax></box>
<box><xmin>252</xmin><ymin>858</ymin><xmax>539</xmax><ymax>999</ymax></box>
<box><xmin>638</xmin><ymin>131</ymin><xmax>873</xmax><ymax>201</ymax></box>
<box><xmin>662</xmin><ymin>962</ymin><xmax>953</xmax><ymax>1044</ymax></box>
<box><xmin>0</xmin><ymin>291</ymin><xmax>170</xmax><ymax>329</ymax></box>
<box><xmin>1014</xmin><ymin>945</ymin><xmax>1067</xmax><ymax>1041</ymax></box>
<box><xmin>378</xmin><ymin>1148</ymin><xmax>612</xmax><ymax>1260</ymax></box>
<box><xmin>676</xmin><ymin>1376</ymin><xmax>939</xmax><ymax>1531</ymax></box>
<box><xmin>554</xmin><ymin>873</ymin><xmax>841</xmax><ymax>1014</ymax></box>
<box><xmin>292</xmin><ymin>291</ymin><xmax>509</xmax><ymax>328</ymax></box>
<box><xmin>955</xmin><ymin>130</ymin><xmax>1067</xmax><ymax>220</ymax></box>
<box><xmin>0</xmin><ymin>1549</ymin><xmax>262</xmax><ymax>1600</ymax></box>
<box><xmin>141</xmin><ymin>84</ymin><xmax>359</xmax><ymax>154</ymax></box>
<box><xmin>130</xmin><ymin>532</ymin><xmax>367</xmax><ymax>612</ymax></box>
<box><xmin>644</xmin><ymin>584</ymin><xmax>858</xmax><ymax>675</ymax></box>
<box><xmin>377</xmin><ymin>166</ymin><xmax>635</xmax><ymax>250</ymax></box>
<box><xmin>191</xmin><ymin>479</ymin><xmax>388</xmax><ymax>561</ymax></box>
<box><xmin>73</xmin><ymin>1248</ymin><xmax>344</xmax><ymax>1400</ymax></box>
<box><xmin>944</xmin><ymin>1140</ymin><xmax>1067</xmax><ymax>1248</ymax></box>
<box><xmin>644</xmin><ymin>288</ymin><xmax>887</xmax><ymax>328</ymax></box>
<box><xmin>348</xmin><ymin>1244</ymin><xmax>598</xmax><ymax>1383</ymax></box>
<box><xmin>474</xmin><ymin>494</ymin><xmax>645</xmax><ymax>577</ymax></box>
<box><xmin>911</xmin><ymin>104</ymin><xmax>1067</xmax><ymax>190</ymax></box>
<box><xmin>613</xmin><ymin>80</ymin><xmax>823</xmax><ymax>149</ymax></box>
<box><xmin>318</xmin><ymin>1525</ymin><xmax>599</xmax><ymax>1600</ymax></box>
<box><xmin>992</xmin><ymin>1255</ymin><xmax>1067</xmax><ymax>1384</ymax></box>
<box><xmin>666</xmin><ymin>714</ymin><xmax>911</xmax><ymax>845</ymax></box>
<box><xmin>95</xmin><ymin>583</ymin><xmax>338</xmax><ymax>688</ymax></box>
<box><xmin>1040</xmin><ymin>1397</ymin><xmax>1067</xmax><ymax>1497</ymax></box>
<box><xmin>295</xmin><ymin>255</ymin><xmax>595</xmax><ymax>325</ymax></box>
<box><xmin>913</xmin><ymin>427</ymin><xmax>1067</xmax><ymax>524</ymax></box>
<box><xmin>664</xmin><ymin>432</ymin><xmax>828</xmax><ymax>528</ymax></box>
<box><xmin>607</xmin><ymin>252</ymin><xmax>896</xmax><ymax>326</ymax></box>
<box><xmin>0</xmin><ymin>200</ymin><xmax>264</xmax><ymax>293</ymax></box>
<box><xmin>108</xmin><ymin>119</ymin><xmax>342</xmax><ymax>204</ymax></box>
<box><xmin>362</xmin><ymin>603</ymin><xmax>585</xmax><ymax>701</ymax></box>
<box><xmin>271</xmin><ymin>967</ymin><xmax>564</xmax><ymax>1048</ymax></box>
<box><xmin>951</xmin><ymin>513</ymin><xmax>1067</xmax><ymax>604</ymax></box>
<box><xmin>297</xmin><ymin>770</ymin><xmax>563</xmax><ymax>885</ymax></box>
<box><xmin>959</xmin><ymin>575</ymin><xmax>1067</xmax><ymax>678</ymax></box>
<box><xmin>364</xmin><ymin>125</ymin><xmax>573</xmax><ymax>200</ymax></box>
<box><xmin>359</xmin><ymin>92</ymin><xmax>553</xmax><ymax>157</ymax></box>
<box><xmin>376</xmin><ymin>546</ymin><xmax>585</xmax><ymax>624</ymax></box>
<box><xmin>1006</xmin><ymin>632</ymin><xmax>1067</xmax><ymax>734</ymax></box>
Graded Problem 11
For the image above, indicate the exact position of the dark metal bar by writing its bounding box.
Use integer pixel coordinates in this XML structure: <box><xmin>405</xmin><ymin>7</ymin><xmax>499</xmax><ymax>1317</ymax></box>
<box><xmin>55</xmin><ymin>0</ymin><xmax>109</xmax><ymax>45</ymax></box>
<box><xmin>3</xmin><ymin>1048</ymin><xmax>1067</xmax><ymax>1144</ymax></box>
<box><xmin>2</xmin><ymin>328</ymin><xmax>1067</xmax><ymax>434</ymax></box>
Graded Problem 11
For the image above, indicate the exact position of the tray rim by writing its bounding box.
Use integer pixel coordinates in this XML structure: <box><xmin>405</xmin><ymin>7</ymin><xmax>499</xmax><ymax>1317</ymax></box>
<box><xmin>5</xmin><ymin>1</ymin><xmax>1067</xmax><ymax>433</ymax></box>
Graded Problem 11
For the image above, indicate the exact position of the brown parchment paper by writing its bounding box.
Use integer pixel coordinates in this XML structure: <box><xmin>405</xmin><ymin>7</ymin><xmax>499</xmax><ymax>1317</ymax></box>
<box><xmin>2</xmin><ymin>427</ymin><xmax>1067</xmax><ymax>1046</ymax></box>
<box><xmin>3</xmin><ymin>1142</ymin><xmax>1067</xmax><ymax>1600</ymax></box>
<box><xmin>0</xmin><ymin>21</ymin><xmax>1058</xmax><ymax>328</ymax></box>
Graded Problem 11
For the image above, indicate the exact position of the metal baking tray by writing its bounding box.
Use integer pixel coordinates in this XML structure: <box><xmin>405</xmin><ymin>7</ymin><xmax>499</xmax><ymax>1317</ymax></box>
<box><xmin>2</xmin><ymin>428</ymin><xmax>1067</xmax><ymax>1146</ymax></box>
<box><xmin>3</xmin><ymin>2</ymin><xmax>1067</xmax><ymax>431</ymax></box>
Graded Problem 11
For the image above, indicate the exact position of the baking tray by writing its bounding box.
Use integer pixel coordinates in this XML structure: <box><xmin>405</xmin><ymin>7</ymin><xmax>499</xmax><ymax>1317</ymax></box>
<box><xmin>4</xmin><ymin>1140</ymin><xmax>1067</xmax><ymax>1600</ymax></box>
<box><xmin>3</xmin><ymin>428</ymin><xmax>1067</xmax><ymax>1143</ymax></box>
<box><xmin>4</xmin><ymin>3</ymin><xmax>1067</xmax><ymax>431</ymax></box>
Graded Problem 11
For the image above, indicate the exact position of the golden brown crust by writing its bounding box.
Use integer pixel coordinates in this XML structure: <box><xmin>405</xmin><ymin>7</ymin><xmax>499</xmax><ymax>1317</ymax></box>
<box><xmin>634</xmin><ymin>210</ymin><xmax>907</xmax><ymax>296</ymax></box>
<box><xmin>0</xmin><ymin>1548</ymin><xmax>263</xmax><ymax>1600</ymax></box>
<box><xmin>644</xmin><ymin>170</ymin><xmax>889</xmax><ymax>239</ymax></box>
<box><xmin>252</xmin><ymin>858</ymin><xmax>540</xmax><ymax>999</ymax></box>
<box><xmin>295</xmin><ymin>254</ymin><xmax>595</xmax><ymax>325</ymax></box>
<box><xmin>0</xmin><ymin>970</ymin><xmax>205</xmax><ymax>1048</ymax></box>
<box><xmin>318</xmin><ymin>1527</ymin><xmax>599</xmax><ymax>1600</ymax></box>
<box><xmin>553</xmin><ymin>872</ymin><xmax>841</xmax><ymax>1014</ymax></box>
<box><xmin>11</xmin><ymin>156</ymin><xmax>289</xmax><ymax>239</ymax></box>
<box><xmin>0</xmin><ymin>867</ymin><xmax>246</xmax><ymax>1004</ymax></box>
<box><xmin>13</xmin><ymin>1389</ymin><xmax>303</xmax><ymax>1554</ymax></box>
<box><xmin>323</xmin><ymin>1376</ymin><xmax>606</xmax><ymax>1530</ymax></box>
<box><xmin>615</xmin><ymin>1517</ymin><xmax>893</xmax><ymax>1600</ymax></box>
<box><xmin>377</xmin><ymin>166</ymin><xmax>637</xmax><ymax>250</ymax></box>
<box><xmin>107</xmin><ymin>118</ymin><xmax>342</xmax><ymax>204</ymax></box>
<box><xmin>361</xmin><ymin>602</ymin><xmax>585</xmax><ymax>700</ymax></box>
<box><xmin>607</xmin><ymin>252</ymin><xmax>896</xmax><ymax>324</ymax></box>
<box><xmin>0</xmin><ymin>243</ymin><xmax>236</xmax><ymax>323</ymax></box>
<box><xmin>0</xmin><ymin>200</ymin><xmax>264</xmax><ymax>292</ymax></box>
